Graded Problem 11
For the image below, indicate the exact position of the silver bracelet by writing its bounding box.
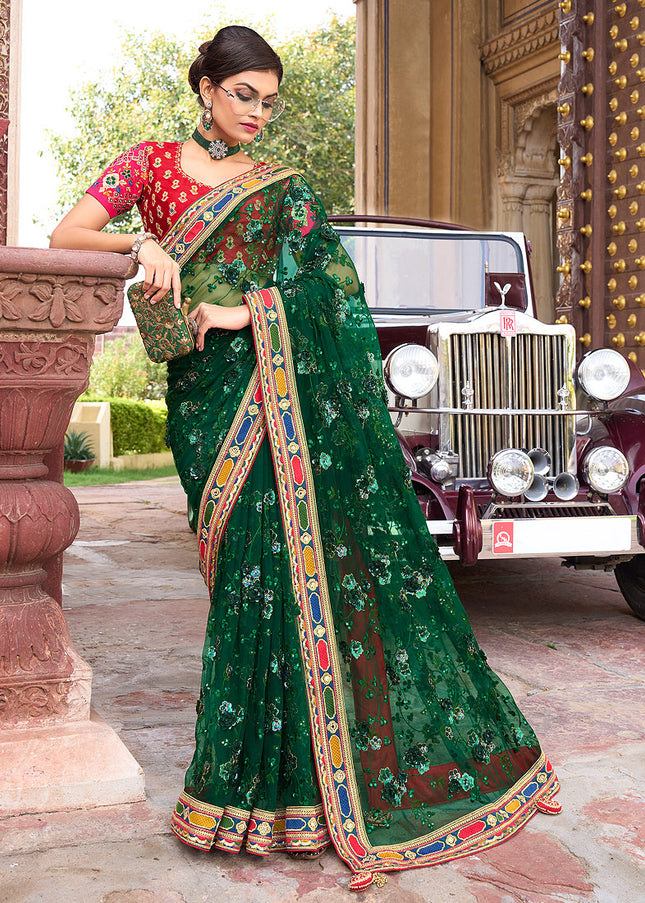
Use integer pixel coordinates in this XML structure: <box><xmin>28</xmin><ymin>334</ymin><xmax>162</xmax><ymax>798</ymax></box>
<box><xmin>130</xmin><ymin>232</ymin><xmax>157</xmax><ymax>263</ymax></box>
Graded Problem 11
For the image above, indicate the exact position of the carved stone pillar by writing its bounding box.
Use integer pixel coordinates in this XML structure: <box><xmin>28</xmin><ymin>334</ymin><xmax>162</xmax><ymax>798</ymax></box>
<box><xmin>0</xmin><ymin>247</ymin><xmax>145</xmax><ymax>815</ymax></box>
<box><xmin>0</xmin><ymin>0</ymin><xmax>12</xmax><ymax>245</ymax></box>
<box><xmin>499</xmin><ymin>173</ymin><xmax>527</xmax><ymax>233</ymax></box>
<box><xmin>0</xmin><ymin>0</ymin><xmax>21</xmax><ymax>246</ymax></box>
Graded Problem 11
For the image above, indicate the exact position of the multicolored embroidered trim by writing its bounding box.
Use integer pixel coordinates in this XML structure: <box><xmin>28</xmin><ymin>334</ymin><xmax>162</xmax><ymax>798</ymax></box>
<box><xmin>197</xmin><ymin>371</ymin><xmax>265</xmax><ymax>590</ymax></box>
<box><xmin>244</xmin><ymin>286</ymin><xmax>560</xmax><ymax>875</ymax></box>
<box><xmin>160</xmin><ymin>163</ymin><xmax>296</xmax><ymax>268</ymax></box>
<box><xmin>171</xmin><ymin>791</ymin><xmax>330</xmax><ymax>856</ymax></box>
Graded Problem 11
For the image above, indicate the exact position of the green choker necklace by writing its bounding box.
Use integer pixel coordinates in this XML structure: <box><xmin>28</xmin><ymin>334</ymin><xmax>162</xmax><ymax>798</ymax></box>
<box><xmin>192</xmin><ymin>128</ymin><xmax>240</xmax><ymax>160</ymax></box>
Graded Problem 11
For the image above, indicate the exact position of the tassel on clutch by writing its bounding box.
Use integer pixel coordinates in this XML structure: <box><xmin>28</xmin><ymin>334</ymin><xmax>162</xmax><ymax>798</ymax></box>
<box><xmin>127</xmin><ymin>281</ymin><xmax>196</xmax><ymax>363</ymax></box>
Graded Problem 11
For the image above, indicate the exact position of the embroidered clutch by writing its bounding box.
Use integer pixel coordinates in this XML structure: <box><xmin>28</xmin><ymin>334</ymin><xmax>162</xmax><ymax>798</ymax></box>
<box><xmin>127</xmin><ymin>281</ymin><xmax>195</xmax><ymax>363</ymax></box>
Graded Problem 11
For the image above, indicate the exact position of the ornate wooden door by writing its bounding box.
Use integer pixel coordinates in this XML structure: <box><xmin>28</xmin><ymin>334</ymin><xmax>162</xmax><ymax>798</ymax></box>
<box><xmin>557</xmin><ymin>0</ymin><xmax>645</xmax><ymax>372</ymax></box>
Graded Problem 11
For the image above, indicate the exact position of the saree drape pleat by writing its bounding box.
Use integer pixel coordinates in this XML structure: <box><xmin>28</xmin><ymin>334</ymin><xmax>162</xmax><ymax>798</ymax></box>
<box><xmin>163</xmin><ymin>167</ymin><xmax>559</xmax><ymax>879</ymax></box>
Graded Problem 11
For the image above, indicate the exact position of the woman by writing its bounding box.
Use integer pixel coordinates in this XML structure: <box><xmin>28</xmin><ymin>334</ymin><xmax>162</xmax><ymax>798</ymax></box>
<box><xmin>51</xmin><ymin>25</ymin><xmax>560</xmax><ymax>891</ymax></box>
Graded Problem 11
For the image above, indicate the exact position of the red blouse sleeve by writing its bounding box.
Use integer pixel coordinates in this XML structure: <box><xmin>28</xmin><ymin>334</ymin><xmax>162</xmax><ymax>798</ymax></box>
<box><xmin>86</xmin><ymin>143</ymin><xmax>151</xmax><ymax>218</ymax></box>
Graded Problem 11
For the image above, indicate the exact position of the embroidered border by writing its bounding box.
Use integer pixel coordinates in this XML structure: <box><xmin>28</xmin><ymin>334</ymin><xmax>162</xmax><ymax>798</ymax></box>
<box><xmin>171</xmin><ymin>791</ymin><xmax>330</xmax><ymax>856</ymax></box>
<box><xmin>245</xmin><ymin>286</ymin><xmax>560</xmax><ymax>875</ymax></box>
<box><xmin>160</xmin><ymin>163</ymin><xmax>297</xmax><ymax>268</ymax></box>
<box><xmin>197</xmin><ymin>371</ymin><xmax>265</xmax><ymax>590</ymax></box>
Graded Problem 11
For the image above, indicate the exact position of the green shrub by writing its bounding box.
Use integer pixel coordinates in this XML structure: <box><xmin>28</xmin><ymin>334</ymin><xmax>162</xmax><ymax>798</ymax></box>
<box><xmin>107</xmin><ymin>398</ymin><xmax>169</xmax><ymax>456</ymax></box>
<box><xmin>89</xmin><ymin>334</ymin><xmax>167</xmax><ymax>400</ymax></box>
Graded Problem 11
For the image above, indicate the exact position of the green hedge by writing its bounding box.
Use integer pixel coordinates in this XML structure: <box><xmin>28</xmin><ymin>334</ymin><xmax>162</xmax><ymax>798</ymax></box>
<box><xmin>103</xmin><ymin>397</ymin><xmax>168</xmax><ymax>456</ymax></box>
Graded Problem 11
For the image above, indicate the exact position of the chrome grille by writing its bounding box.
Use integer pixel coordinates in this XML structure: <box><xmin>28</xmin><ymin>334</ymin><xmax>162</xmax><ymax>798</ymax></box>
<box><xmin>443</xmin><ymin>331</ymin><xmax>575</xmax><ymax>479</ymax></box>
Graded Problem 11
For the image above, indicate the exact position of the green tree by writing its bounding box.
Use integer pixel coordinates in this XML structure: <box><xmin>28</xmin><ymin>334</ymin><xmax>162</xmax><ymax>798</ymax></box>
<box><xmin>88</xmin><ymin>335</ymin><xmax>167</xmax><ymax>400</ymax></box>
<box><xmin>261</xmin><ymin>17</ymin><xmax>356</xmax><ymax>213</ymax></box>
<box><xmin>48</xmin><ymin>16</ymin><xmax>355</xmax><ymax>231</ymax></box>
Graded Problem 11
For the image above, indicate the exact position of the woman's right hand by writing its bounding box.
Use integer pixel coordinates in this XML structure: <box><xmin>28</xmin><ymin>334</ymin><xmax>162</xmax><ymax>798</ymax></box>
<box><xmin>138</xmin><ymin>239</ymin><xmax>182</xmax><ymax>309</ymax></box>
<box><xmin>49</xmin><ymin>196</ymin><xmax>181</xmax><ymax>309</ymax></box>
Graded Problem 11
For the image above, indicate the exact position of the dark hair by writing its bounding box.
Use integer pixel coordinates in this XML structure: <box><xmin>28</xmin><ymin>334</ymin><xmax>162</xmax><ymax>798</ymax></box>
<box><xmin>188</xmin><ymin>26</ymin><xmax>283</xmax><ymax>105</ymax></box>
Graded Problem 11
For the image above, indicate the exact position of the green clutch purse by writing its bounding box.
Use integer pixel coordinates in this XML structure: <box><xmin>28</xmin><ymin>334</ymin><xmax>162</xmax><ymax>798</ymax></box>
<box><xmin>127</xmin><ymin>281</ymin><xmax>195</xmax><ymax>363</ymax></box>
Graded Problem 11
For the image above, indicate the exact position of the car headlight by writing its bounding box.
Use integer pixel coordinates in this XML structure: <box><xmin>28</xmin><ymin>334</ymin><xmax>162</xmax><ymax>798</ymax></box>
<box><xmin>583</xmin><ymin>446</ymin><xmax>629</xmax><ymax>494</ymax></box>
<box><xmin>488</xmin><ymin>449</ymin><xmax>534</xmax><ymax>497</ymax></box>
<box><xmin>385</xmin><ymin>344</ymin><xmax>439</xmax><ymax>399</ymax></box>
<box><xmin>577</xmin><ymin>349</ymin><xmax>630</xmax><ymax>401</ymax></box>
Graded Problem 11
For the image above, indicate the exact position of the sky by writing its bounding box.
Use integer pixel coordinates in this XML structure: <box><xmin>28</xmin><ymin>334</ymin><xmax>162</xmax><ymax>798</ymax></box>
<box><xmin>18</xmin><ymin>0</ymin><xmax>354</xmax><ymax>248</ymax></box>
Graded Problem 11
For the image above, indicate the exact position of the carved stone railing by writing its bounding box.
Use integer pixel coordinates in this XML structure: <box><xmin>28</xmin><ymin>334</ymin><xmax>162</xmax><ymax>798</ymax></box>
<box><xmin>0</xmin><ymin>247</ymin><xmax>145</xmax><ymax>815</ymax></box>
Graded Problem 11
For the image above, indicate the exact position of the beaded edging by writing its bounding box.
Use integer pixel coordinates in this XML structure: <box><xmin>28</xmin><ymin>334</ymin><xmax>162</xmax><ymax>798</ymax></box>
<box><xmin>159</xmin><ymin>163</ymin><xmax>297</xmax><ymax>268</ymax></box>
<box><xmin>171</xmin><ymin>790</ymin><xmax>330</xmax><ymax>855</ymax></box>
<box><xmin>197</xmin><ymin>372</ymin><xmax>265</xmax><ymax>590</ymax></box>
<box><xmin>243</xmin><ymin>286</ymin><xmax>560</xmax><ymax>875</ymax></box>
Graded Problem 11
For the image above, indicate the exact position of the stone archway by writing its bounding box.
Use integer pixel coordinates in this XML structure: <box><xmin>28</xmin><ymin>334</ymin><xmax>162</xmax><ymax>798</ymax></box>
<box><xmin>353</xmin><ymin>0</ymin><xmax>562</xmax><ymax>322</ymax></box>
<box><xmin>497</xmin><ymin>98</ymin><xmax>559</xmax><ymax>322</ymax></box>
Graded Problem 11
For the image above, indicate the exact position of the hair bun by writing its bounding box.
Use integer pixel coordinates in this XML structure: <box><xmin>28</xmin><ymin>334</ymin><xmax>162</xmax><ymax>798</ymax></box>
<box><xmin>188</xmin><ymin>26</ymin><xmax>283</xmax><ymax>100</ymax></box>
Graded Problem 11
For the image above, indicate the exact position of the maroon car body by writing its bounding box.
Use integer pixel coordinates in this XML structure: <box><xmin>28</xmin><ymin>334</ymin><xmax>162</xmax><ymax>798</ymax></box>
<box><xmin>331</xmin><ymin>215</ymin><xmax>645</xmax><ymax>619</ymax></box>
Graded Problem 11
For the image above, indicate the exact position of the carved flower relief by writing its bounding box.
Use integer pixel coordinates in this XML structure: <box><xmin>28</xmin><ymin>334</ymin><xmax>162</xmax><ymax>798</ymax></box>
<box><xmin>0</xmin><ymin>683</ymin><xmax>68</xmax><ymax>724</ymax></box>
<box><xmin>0</xmin><ymin>595</ymin><xmax>73</xmax><ymax>677</ymax></box>
<box><xmin>0</xmin><ymin>279</ymin><xmax>21</xmax><ymax>321</ymax></box>
<box><xmin>557</xmin><ymin>178</ymin><xmax>571</xmax><ymax>204</ymax></box>
<box><xmin>0</xmin><ymin>276</ymin><xmax>124</xmax><ymax>329</ymax></box>
<box><xmin>8</xmin><ymin>341</ymin><xmax>91</xmax><ymax>376</ymax></box>
<box><xmin>91</xmin><ymin>282</ymin><xmax>122</xmax><ymax>326</ymax></box>
<box><xmin>0</xmin><ymin>276</ymin><xmax>83</xmax><ymax>328</ymax></box>
<box><xmin>29</xmin><ymin>280</ymin><xmax>85</xmax><ymax>329</ymax></box>
<box><xmin>557</xmin><ymin>118</ymin><xmax>576</xmax><ymax>151</ymax></box>
<box><xmin>556</xmin><ymin>230</ymin><xmax>574</xmax><ymax>256</ymax></box>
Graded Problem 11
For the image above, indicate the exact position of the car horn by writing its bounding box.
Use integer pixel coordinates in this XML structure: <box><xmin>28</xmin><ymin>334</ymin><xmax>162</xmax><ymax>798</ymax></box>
<box><xmin>524</xmin><ymin>448</ymin><xmax>579</xmax><ymax>501</ymax></box>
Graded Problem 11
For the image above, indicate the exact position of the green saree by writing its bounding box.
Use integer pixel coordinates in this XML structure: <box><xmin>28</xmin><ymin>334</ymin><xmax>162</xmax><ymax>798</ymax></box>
<box><xmin>164</xmin><ymin>164</ymin><xmax>560</xmax><ymax>889</ymax></box>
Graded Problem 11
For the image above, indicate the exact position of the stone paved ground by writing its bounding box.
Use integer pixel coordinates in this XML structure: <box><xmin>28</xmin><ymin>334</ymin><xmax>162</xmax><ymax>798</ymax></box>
<box><xmin>1</xmin><ymin>479</ymin><xmax>644</xmax><ymax>903</ymax></box>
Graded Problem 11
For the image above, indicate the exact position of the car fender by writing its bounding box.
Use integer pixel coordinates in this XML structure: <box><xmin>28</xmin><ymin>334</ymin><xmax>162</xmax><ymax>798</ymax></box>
<box><xmin>396</xmin><ymin>432</ymin><xmax>454</xmax><ymax>519</ymax></box>
<box><xmin>602</xmin><ymin>409</ymin><xmax>645</xmax><ymax>500</ymax></box>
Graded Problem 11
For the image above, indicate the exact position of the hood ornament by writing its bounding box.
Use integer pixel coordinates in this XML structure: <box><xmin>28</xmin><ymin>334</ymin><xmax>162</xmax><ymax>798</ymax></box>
<box><xmin>494</xmin><ymin>281</ymin><xmax>511</xmax><ymax>306</ymax></box>
<box><xmin>557</xmin><ymin>384</ymin><xmax>571</xmax><ymax>410</ymax></box>
<box><xmin>461</xmin><ymin>381</ymin><xmax>475</xmax><ymax>410</ymax></box>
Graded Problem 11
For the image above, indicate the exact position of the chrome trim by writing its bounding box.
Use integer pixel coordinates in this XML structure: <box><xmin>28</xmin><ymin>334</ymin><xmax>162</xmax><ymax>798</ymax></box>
<box><xmin>390</xmin><ymin>407</ymin><xmax>603</xmax><ymax>416</ymax></box>
<box><xmin>426</xmin><ymin>520</ymin><xmax>454</xmax><ymax>534</ymax></box>
<box><xmin>430</xmin><ymin>515</ymin><xmax>640</xmax><ymax>561</ymax></box>
<box><xmin>482</xmin><ymin>500</ymin><xmax>615</xmax><ymax>519</ymax></box>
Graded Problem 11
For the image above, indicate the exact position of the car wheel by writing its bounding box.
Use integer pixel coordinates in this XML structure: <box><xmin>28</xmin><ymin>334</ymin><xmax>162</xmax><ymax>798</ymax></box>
<box><xmin>615</xmin><ymin>554</ymin><xmax>645</xmax><ymax>620</ymax></box>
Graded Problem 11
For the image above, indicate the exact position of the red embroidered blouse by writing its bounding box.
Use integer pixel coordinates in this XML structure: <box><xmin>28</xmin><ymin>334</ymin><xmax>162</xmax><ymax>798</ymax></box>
<box><xmin>86</xmin><ymin>141</ymin><xmax>262</xmax><ymax>238</ymax></box>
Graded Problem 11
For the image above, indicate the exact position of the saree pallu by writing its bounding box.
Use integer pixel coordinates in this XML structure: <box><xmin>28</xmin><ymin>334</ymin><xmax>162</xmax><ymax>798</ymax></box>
<box><xmin>164</xmin><ymin>165</ymin><xmax>560</xmax><ymax>888</ymax></box>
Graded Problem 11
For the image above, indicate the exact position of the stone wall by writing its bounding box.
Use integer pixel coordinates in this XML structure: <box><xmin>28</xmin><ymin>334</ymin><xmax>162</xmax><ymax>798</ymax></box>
<box><xmin>354</xmin><ymin>0</ymin><xmax>561</xmax><ymax>321</ymax></box>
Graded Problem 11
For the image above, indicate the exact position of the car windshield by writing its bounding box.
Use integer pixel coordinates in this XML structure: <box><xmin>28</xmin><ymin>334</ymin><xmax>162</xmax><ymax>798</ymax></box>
<box><xmin>336</xmin><ymin>228</ymin><xmax>525</xmax><ymax>313</ymax></box>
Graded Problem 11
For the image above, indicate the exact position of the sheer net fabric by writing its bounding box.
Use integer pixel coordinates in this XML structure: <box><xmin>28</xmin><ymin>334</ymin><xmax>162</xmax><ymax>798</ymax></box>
<box><xmin>165</xmin><ymin>175</ymin><xmax>548</xmax><ymax>859</ymax></box>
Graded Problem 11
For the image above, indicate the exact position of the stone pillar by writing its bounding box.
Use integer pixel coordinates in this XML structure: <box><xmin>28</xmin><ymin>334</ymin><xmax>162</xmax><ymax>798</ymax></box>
<box><xmin>0</xmin><ymin>0</ymin><xmax>21</xmax><ymax>246</ymax></box>
<box><xmin>354</xmin><ymin>0</ymin><xmax>386</xmax><ymax>214</ymax></box>
<box><xmin>0</xmin><ymin>0</ymin><xmax>12</xmax><ymax>245</ymax></box>
<box><xmin>523</xmin><ymin>183</ymin><xmax>558</xmax><ymax>323</ymax></box>
<box><xmin>0</xmin><ymin>247</ymin><xmax>145</xmax><ymax>816</ymax></box>
<box><xmin>354</xmin><ymin>0</ymin><xmax>488</xmax><ymax>224</ymax></box>
<box><xmin>499</xmin><ymin>173</ymin><xmax>527</xmax><ymax>233</ymax></box>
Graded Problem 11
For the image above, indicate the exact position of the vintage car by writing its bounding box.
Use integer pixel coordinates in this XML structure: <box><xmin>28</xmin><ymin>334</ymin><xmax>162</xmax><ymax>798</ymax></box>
<box><xmin>330</xmin><ymin>215</ymin><xmax>645</xmax><ymax>620</ymax></box>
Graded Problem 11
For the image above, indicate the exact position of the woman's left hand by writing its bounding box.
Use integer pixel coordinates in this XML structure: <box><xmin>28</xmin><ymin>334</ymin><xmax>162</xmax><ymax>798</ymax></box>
<box><xmin>190</xmin><ymin>302</ymin><xmax>251</xmax><ymax>351</ymax></box>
